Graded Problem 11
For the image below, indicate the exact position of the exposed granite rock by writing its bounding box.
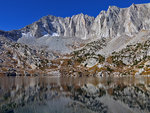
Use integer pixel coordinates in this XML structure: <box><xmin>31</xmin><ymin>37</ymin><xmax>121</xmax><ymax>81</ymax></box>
<box><xmin>2</xmin><ymin>3</ymin><xmax>150</xmax><ymax>40</ymax></box>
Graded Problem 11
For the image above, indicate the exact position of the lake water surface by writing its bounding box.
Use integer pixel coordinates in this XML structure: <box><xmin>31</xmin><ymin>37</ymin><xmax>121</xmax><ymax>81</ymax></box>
<box><xmin>0</xmin><ymin>76</ymin><xmax>150</xmax><ymax>113</ymax></box>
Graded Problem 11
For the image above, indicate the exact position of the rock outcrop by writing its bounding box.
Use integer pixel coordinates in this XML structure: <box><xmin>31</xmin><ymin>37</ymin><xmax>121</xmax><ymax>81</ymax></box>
<box><xmin>92</xmin><ymin>3</ymin><xmax>150</xmax><ymax>38</ymax></box>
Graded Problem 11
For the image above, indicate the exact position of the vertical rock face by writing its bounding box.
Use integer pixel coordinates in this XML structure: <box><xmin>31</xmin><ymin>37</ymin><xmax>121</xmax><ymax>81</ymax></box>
<box><xmin>1</xmin><ymin>3</ymin><xmax>150</xmax><ymax>40</ymax></box>
<box><xmin>92</xmin><ymin>3</ymin><xmax>150</xmax><ymax>38</ymax></box>
<box><xmin>21</xmin><ymin>14</ymin><xmax>95</xmax><ymax>39</ymax></box>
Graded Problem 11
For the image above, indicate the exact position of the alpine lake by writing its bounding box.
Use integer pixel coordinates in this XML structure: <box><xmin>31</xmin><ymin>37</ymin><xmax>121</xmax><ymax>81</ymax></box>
<box><xmin>0</xmin><ymin>76</ymin><xmax>150</xmax><ymax>113</ymax></box>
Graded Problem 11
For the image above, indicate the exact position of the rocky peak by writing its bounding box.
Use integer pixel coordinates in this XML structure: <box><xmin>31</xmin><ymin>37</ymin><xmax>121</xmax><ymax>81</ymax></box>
<box><xmin>19</xmin><ymin>13</ymin><xmax>95</xmax><ymax>39</ymax></box>
<box><xmin>91</xmin><ymin>3</ymin><xmax>150</xmax><ymax>38</ymax></box>
<box><xmin>107</xmin><ymin>6</ymin><xmax>120</xmax><ymax>12</ymax></box>
<box><xmin>130</xmin><ymin>3</ymin><xmax>137</xmax><ymax>9</ymax></box>
<box><xmin>1</xmin><ymin>3</ymin><xmax>150</xmax><ymax>40</ymax></box>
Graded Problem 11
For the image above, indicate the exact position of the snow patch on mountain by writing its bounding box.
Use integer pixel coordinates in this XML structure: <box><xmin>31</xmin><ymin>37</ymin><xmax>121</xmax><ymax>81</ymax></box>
<box><xmin>18</xmin><ymin>33</ymin><xmax>36</xmax><ymax>45</ymax></box>
<box><xmin>52</xmin><ymin>33</ymin><xmax>59</xmax><ymax>37</ymax></box>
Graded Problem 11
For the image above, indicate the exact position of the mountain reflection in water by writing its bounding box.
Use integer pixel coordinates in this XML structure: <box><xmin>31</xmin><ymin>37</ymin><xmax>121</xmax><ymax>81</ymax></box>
<box><xmin>0</xmin><ymin>76</ymin><xmax>150</xmax><ymax>113</ymax></box>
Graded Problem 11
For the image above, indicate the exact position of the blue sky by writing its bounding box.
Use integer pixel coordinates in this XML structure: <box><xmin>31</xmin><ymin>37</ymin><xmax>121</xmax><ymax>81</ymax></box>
<box><xmin>0</xmin><ymin>0</ymin><xmax>150</xmax><ymax>31</ymax></box>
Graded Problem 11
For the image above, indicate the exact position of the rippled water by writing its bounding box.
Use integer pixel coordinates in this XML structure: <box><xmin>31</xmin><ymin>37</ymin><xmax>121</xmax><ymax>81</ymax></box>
<box><xmin>0</xmin><ymin>76</ymin><xmax>150</xmax><ymax>113</ymax></box>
